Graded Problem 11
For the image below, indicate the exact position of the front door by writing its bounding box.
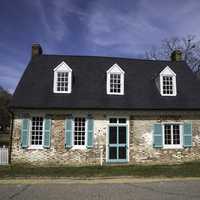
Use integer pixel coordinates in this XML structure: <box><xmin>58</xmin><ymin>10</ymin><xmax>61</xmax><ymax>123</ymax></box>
<box><xmin>107</xmin><ymin>117</ymin><xmax>128</xmax><ymax>163</ymax></box>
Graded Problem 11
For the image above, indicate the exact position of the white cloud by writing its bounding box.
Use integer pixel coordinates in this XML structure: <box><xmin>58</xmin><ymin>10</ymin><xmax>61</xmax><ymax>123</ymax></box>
<box><xmin>33</xmin><ymin>0</ymin><xmax>87</xmax><ymax>43</ymax></box>
<box><xmin>85</xmin><ymin>3</ymin><xmax>167</xmax><ymax>56</ymax></box>
<box><xmin>33</xmin><ymin>0</ymin><xmax>67</xmax><ymax>42</ymax></box>
<box><xmin>85</xmin><ymin>0</ymin><xmax>200</xmax><ymax>56</ymax></box>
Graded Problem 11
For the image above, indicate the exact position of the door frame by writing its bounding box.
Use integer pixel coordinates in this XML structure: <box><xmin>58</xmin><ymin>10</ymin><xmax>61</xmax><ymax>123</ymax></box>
<box><xmin>106</xmin><ymin>116</ymin><xmax>129</xmax><ymax>163</ymax></box>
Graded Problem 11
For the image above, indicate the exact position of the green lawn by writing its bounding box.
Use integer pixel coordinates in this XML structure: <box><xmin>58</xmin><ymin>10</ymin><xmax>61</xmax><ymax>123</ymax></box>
<box><xmin>0</xmin><ymin>161</ymin><xmax>200</xmax><ymax>178</ymax></box>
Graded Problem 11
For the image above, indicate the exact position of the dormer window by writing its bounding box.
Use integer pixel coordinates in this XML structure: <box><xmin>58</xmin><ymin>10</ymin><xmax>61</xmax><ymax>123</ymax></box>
<box><xmin>110</xmin><ymin>74</ymin><xmax>121</xmax><ymax>93</ymax></box>
<box><xmin>162</xmin><ymin>76</ymin><xmax>173</xmax><ymax>95</ymax></box>
<box><xmin>160</xmin><ymin>66</ymin><xmax>177</xmax><ymax>96</ymax></box>
<box><xmin>53</xmin><ymin>61</ymin><xmax>72</xmax><ymax>93</ymax></box>
<box><xmin>107</xmin><ymin>64</ymin><xmax>124</xmax><ymax>95</ymax></box>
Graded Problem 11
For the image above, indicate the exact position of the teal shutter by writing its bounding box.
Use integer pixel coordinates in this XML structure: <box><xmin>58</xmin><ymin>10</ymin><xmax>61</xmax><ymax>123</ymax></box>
<box><xmin>183</xmin><ymin>123</ymin><xmax>192</xmax><ymax>147</ymax></box>
<box><xmin>65</xmin><ymin>115</ymin><xmax>73</xmax><ymax>148</ymax></box>
<box><xmin>43</xmin><ymin>117</ymin><xmax>52</xmax><ymax>148</ymax></box>
<box><xmin>21</xmin><ymin>118</ymin><xmax>30</xmax><ymax>148</ymax></box>
<box><xmin>153</xmin><ymin>123</ymin><xmax>163</xmax><ymax>148</ymax></box>
<box><xmin>87</xmin><ymin>115</ymin><xmax>94</xmax><ymax>148</ymax></box>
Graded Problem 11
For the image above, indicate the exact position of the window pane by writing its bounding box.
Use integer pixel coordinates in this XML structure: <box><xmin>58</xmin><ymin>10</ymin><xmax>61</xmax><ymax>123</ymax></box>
<box><xmin>74</xmin><ymin>117</ymin><xmax>85</xmax><ymax>146</ymax></box>
<box><xmin>119</xmin><ymin>147</ymin><xmax>126</xmax><ymax>159</ymax></box>
<box><xmin>118</xmin><ymin>127</ymin><xmax>126</xmax><ymax>144</ymax></box>
<box><xmin>173</xmin><ymin>125</ymin><xmax>180</xmax><ymax>144</ymax></box>
<box><xmin>31</xmin><ymin>117</ymin><xmax>43</xmax><ymax>145</ymax></box>
<box><xmin>164</xmin><ymin>124</ymin><xmax>171</xmax><ymax>145</ymax></box>
<box><xmin>109</xmin><ymin>118</ymin><xmax>117</xmax><ymax>123</ymax></box>
<box><xmin>119</xmin><ymin>118</ymin><xmax>126</xmax><ymax>124</ymax></box>
<box><xmin>109</xmin><ymin>147</ymin><xmax>117</xmax><ymax>159</ymax></box>
<box><xmin>109</xmin><ymin>127</ymin><xmax>117</xmax><ymax>144</ymax></box>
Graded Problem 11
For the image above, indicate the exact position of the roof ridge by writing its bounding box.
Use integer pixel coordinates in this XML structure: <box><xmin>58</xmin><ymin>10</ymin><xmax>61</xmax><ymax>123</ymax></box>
<box><xmin>41</xmin><ymin>54</ymin><xmax>184</xmax><ymax>63</ymax></box>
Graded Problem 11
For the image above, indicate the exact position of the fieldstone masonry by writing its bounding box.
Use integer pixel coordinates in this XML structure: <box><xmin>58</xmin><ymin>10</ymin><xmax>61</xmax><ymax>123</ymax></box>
<box><xmin>11</xmin><ymin>111</ymin><xmax>200</xmax><ymax>165</ymax></box>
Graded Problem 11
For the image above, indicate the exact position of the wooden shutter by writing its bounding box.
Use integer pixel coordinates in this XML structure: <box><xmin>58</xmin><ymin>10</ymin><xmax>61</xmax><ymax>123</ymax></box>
<box><xmin>153</xmin><ymin>123</ymin><xmax>163</xmax><ymax>148</ymax></box>
<box><xmin>183</xmin><ymin>123</ymin><xmax>192</xmax><ymax>147</ymax></box>
<box><xmin>87</xmin><ymin>115</ymin><xmax>94</xmax><ymax>148</ymax></box>
<box><xmin>43</xmin><ymin>117</ymin><xmax>52</xmax><ymax>148</ymax></box>
<box><xmin>65</xmin><ymin>115</ymin><xmax>73</xmax><ymax>148</ymax></box>
<box><xmin>21</xmin><ymin>118</ymin><xmax>30</xmax><ymax>148</ymax></box>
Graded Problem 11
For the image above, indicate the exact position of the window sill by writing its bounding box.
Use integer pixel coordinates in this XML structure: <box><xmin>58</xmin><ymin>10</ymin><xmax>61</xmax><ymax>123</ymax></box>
<box><xmin>53</xmin><ymin>91</ymin><xmax>71</xmax><ymax>94</ymax></box>
<box><xmin>107</xmin><ymin>93</ymin><xmax>124</xmax><ymax>95</ymax></box>
<box><xmin>72</xmin><ymin>146</ymin><xmax>87</xmax><ymax>150</ymax></box>
<box><xmin>161</xmin><ymin>94</ymin><xmax>177</xmax><ymax>96</ymax></box>
<box><xmin>163</xmin><ymin>145</ymin><xmax>183</xmax><ymax>149</ymax></box>
<box><xmin>28</xmin><ymin>145</ymin><xmax>44</xmax><ymax>150</ymax></box>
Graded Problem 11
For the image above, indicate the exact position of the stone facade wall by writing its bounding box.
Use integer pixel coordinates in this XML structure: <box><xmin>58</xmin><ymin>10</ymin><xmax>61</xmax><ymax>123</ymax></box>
<box><xmin>129</xmin><ymin>116</ymin><xmax>200</xmax><ymax>164</ymax></box>
<box><xmin>11</xmin><ymin>111</ymin><xmax>200</xmax><ymax>165</ymax></box>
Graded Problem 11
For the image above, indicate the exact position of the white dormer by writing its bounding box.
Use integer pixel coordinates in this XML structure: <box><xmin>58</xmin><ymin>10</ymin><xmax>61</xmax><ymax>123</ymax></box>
<box><xmin>53</xmin><ymin>61</ymin><xmax>72</xmax><ymax>93</ymax></box>
<box><xmin>160</xmin><ymin>66</ymin><xmax>177</xmax><ymax>96</ymax></box>
<box><xmin>107</xmin><ymin>63</ymin><xmax>125</xmax><ymax>95</ymax></box>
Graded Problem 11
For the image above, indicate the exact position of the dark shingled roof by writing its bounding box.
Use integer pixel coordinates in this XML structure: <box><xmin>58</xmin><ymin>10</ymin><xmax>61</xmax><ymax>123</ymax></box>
<box><xmin>12</xmin><ymin>55</ymin><xmax>200</xmax><ymax>110</ymax></box>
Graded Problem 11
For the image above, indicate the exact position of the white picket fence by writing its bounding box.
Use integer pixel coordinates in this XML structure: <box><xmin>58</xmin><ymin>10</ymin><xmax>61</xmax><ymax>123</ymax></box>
<box><xmin>0</xmin><ymin>146</ymin><xmax>8</xmax><ymax>165</ymax></box>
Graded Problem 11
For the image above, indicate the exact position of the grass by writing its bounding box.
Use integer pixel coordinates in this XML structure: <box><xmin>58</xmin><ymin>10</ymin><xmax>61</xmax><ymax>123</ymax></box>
<box><xmin>0</xmin><ymin>161</ymin><xmax>200</xmax><ymax>179</ymax></box>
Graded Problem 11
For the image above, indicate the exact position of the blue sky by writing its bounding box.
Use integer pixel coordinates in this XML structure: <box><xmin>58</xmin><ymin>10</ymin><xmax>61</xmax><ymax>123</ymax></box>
<box><xmin>1</xmin><ymin>0</ymin><xmax>200</xmax><ymax>93</ymax></box>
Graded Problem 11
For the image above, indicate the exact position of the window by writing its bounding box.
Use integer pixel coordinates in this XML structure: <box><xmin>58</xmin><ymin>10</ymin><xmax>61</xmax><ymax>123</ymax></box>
<box><xmin>74</xmin><ymin>117</ymin><xmax>86</xmax><ymax>146</ymax></box>
<box><xmin>110</xmin><ymin>74</ymin><xmax>121</xmax><ymax>93</ymax></box>
<box><xmin>30</xmin><ymin>117</ymin><xmax>44</xmax><ymax>146</ymax></box>
<box><xmin>160</xmin><ymin>66</ymin><xmax>176</xmax><ymax>96</ymax></box>
<box><xmin>108</xmin><ymin>117</ymin><xmax>128</xmax><ymax>162</ymax></box>
<box><xmin>53</xmin><ymin>61</ymin><xmax>72</xmax><ymax>93</ymax></box>
<box><xmin>162</xmin><ymin>76</ymin><xmax>173</xmax><ymax>95</ymax></box>
<box><xmin>163</xmin><ymin>124</ymin><xmax>182</xmax><ymax>148</ymax></box>
<box><xmin>56</xmin><ymin>72</ymin><xmax>69</xmax><ymax>92</ymax></box>
<box><xmin>107</xmin><ymin>64</ymin><xmax>124</xmax><ymax>95</ymax></box>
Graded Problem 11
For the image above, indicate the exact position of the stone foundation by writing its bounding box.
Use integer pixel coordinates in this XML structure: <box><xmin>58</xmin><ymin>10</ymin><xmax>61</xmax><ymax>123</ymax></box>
<box><xmin>11</xmin><ymin>110</ymin><xmax>200</xmax><ymax>165</ymax></box>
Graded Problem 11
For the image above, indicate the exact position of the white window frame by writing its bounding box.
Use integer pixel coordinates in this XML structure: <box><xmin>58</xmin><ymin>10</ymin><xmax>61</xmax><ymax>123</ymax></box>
<box><xmin>160</xmin><ymin>66</ymin><xmax>177</xmax><ymax>96</ymax></box>
<box><xmin>72</xmin><ymin>117</ymin><xmax>88</xmax><ymax>149</ymax></box>
<box><xmin>107</xmin><ymin>63</ymin><xmax>125</xmax><ymax>95</ymax></box>
<box><xmin>53</xmin><ymin>61</ymin><xmax>72</xmax><ymax>93</ymax></box>
<box><xmin>28</xmin><ymin>115</ymin><xmax>45</xmax><ymax>149</ymax></box>
<box><xmin>162</xmin><ymin>122</ymin><xmax>183</xmax><ymax>149</ymax></box>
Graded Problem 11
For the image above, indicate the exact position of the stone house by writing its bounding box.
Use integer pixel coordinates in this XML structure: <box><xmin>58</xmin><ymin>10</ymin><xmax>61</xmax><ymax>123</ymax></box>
<box><xmin>10</xmin><ymin>44</ymin><xmax>200</xmax><ymax>165</ymax></box>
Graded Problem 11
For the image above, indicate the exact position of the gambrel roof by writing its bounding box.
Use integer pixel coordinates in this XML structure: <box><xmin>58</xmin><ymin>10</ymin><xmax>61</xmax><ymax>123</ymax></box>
<box><xmin>11</xmin><ymin>55</ymin><xmax>200</xmax><ymax>110</ymax></box>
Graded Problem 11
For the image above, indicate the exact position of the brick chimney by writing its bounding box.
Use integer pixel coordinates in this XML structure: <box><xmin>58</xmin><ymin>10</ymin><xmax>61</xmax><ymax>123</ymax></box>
<box><xmin>170</xmin><ymin>50</ymin><xmax>182</xmax><ymax>61</ymax></box>
<box><xmin>31</xmin><ymin>43</ymin><xmax>43</xmax><ymax>57</ymax></box>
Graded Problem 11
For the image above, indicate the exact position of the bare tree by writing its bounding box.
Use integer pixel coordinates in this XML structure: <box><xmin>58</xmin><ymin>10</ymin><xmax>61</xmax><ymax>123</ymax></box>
<box><xmin>145</xmin><ymin>35</ymin><xmax>200</xmax><ymax>72</ymax></box>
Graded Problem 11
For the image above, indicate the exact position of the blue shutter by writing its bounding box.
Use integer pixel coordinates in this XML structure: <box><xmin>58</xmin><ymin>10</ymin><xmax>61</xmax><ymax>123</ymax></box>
<box><xmin>65</xmin><ymin>115</ymin><xmax>73</xmax><ymax>148</ymax></box>
<box><xmin>183</xmin><ymin>123</ymin><xmax>192</xmax><ymax>147</ymax></box>
<box><xmin>43</xmin><ymin>117</ymin><xmax>52</xmax><ymax>148</ymax></box>
<box><xmin>87</xmin><ymin>115</ymin><xmax>94</xmax><ymax>148</ymax></box>
<box><xmin>21</xmin><ymin>118</ymin><xmax>30</xmax><ymax>148</ymax></box>
<box><xmin>153</xmin><ymin>123</ymin><xmax>163</xmax><ymax>148</ymax></box>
